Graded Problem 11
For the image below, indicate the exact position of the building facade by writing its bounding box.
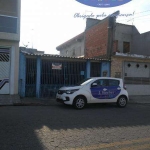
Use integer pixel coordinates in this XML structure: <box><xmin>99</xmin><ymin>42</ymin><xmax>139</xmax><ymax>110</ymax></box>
<box><xmin>84</xmin><ymin>18</ymin><xmax>150</xmax><ymax>58</ymax></box>
<box><xmin>56</xmin><ymin>12</ymin><xmax>150</xmax><ymax>96</ymax></box>
<box><xmin>111</xmin><ymin>54</ymin><xmax>150</xmax><ymax>95</ymax></box>
<box><xmin>0</xmin><ymin>0</ymin><xmax>21</xmax><ymax>104</ymax></box>
<box><xmin>57</xmin><ymin>16</ymin><xmax>150</xmax><ymax>58</ymax></box>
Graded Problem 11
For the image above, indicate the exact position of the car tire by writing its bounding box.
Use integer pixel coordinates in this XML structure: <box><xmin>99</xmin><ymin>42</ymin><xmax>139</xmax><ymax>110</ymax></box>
<box><xmin>73</xmin><ymin>96</ymin><xmax>86</xmax><ymax>109</ymax></box>
<box><xmin>117</xmin><ymin>96</ymin><xmax>127</xmax><ymax>108</ymax></box>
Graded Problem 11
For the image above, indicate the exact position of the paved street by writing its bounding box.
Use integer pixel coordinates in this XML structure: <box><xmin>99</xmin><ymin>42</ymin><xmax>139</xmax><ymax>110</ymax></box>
<box><xmin>0</xmin><ymin>103</ymin><xmax>150</xmax><ymax>150</ymax></box>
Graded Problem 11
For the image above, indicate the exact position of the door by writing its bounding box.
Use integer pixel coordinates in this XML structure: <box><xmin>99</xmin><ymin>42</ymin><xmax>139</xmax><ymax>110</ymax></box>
<box><xmin>0</xmin><ymin>49</ymin><xmax>10</xmax><ymax>94</ymax></box>
<box><xmin>90</xmin><ymin>79</ymin><xmax>121</xmax><ymax>103</ymax></box>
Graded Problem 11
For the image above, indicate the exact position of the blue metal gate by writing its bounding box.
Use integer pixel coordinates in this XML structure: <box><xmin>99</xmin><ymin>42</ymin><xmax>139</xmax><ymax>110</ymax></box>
<box><xmin>40</xmin><ymin>60</ymin><xmax>86</xmax><ymax>98</ymax></box>
<box><xmin>25</xmin><ymin>58</ymin><xmax>37</xmax><ymax>97</ymax></box>
<box><xmin>91</xmin><ymin>62</ymin><xmax>101</xmax><ymax>77</ymax></box>
<box><xmin>20</xmin><ymin>50</ymin><xmax>110</xmax><ymax>99</ymax></box>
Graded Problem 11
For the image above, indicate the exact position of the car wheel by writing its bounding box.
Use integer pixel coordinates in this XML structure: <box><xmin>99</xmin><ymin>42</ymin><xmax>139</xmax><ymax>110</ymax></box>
<box><xmin>117</xmin><ymin>96</ymin><xmax>127</xmax><ymax>108</ymax></box>
<box><xmin>73</xmin><ymin>96</ymin><xmax>86</xmax><ymax>109</ymax></box>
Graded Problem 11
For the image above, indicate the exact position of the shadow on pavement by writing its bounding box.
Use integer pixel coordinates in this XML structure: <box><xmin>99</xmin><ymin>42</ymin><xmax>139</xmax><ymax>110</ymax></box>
<box><xmin>0</xmin><ymin>104</ymin><xmax>150</xmax><ymax>149</ymax></box>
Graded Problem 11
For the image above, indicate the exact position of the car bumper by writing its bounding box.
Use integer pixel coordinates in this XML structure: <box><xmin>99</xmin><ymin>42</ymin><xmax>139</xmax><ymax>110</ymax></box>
<box><xmin>56</xmin><ymin>94</ymin><xmax>73</xmax><ymax>105</ymax></box>
<box><xmin>56</xmin><ymin>98</ymin><xmax>65</xmax><ymax>103</ymax></box>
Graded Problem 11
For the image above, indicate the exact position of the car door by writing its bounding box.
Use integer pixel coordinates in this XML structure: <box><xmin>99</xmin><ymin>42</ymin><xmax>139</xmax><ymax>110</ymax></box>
<box><xmin>90</xmin><ymin>79</ymin><xmax>121</xmax><ymax>103</ymax></box>
<box><xmin>106</xmin><ymin>79</ymin><xmax>121</xmax><ymax>102</ymax></box>
<box><xmin>90</xmin><ymin>79</ymin><xmax>109</xmax><ymax>103</ymax></box>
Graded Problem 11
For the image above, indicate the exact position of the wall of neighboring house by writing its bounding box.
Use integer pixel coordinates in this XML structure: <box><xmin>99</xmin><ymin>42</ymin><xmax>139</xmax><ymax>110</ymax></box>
<box><xmin>85</xmin><ymin>19</ymin><xmax>109</xmax><ymax>58</ymax></box>
<box><xmin>114</xmin><ymin>23</ymin><xmax>150</xmax><ymax>56</ymax></box>
<box><xmin>132</xmin><ymin>31</ymin><xmax>150</xmax><ymax>55</ymax></box>
<box><xmin>0</xmin><ymin>0</ymin><xmax>18</xmax><ymax>16</ymax></box>
<box><xmin>59</xmin><ymin>38</ymin><xmax>84</xmax><ymax>57</ymax></box>
<box><xmin>114</xmin><ymin>24</ymin><xmax>133</xmax><ymax>53</ymax></box>
<box><xmin>111</xmin><ymin>55</ymin><xmax>150</xmax><ymax>96</ymax></box>
<box><xmin>0</xmin><ymin>0</ymin><xmax>21</xmax><ymax>105</ymax></box>
<box><xmin>86</xmin><ymin>18</ymin><xmax>101</xmax><ymax>30</ymax></box>
<box><xmin>84</xmin><ymin>16</ymin><xmax>116</xmax><ymax>58</ymax></box>
<box><xmin>59</xmin><ymin>18</ymin><xmax>102</xmax><ymax>57</ymax></box>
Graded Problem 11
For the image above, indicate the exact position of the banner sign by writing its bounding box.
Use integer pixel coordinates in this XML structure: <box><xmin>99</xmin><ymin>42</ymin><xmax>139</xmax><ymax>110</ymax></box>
<box><xmin>76</xmin><ymin>0</ymin><xmax>131</xmax><ymax>8</ymax></box>
<box><xmin>90</xmin><ymin>86</ymin><xmax>121</xmax><ymax>99</ymax></box>
<box><xmin>52</xmin><ymin>63</ymin><xmax>62</xmax><ymax>70</ymax></box>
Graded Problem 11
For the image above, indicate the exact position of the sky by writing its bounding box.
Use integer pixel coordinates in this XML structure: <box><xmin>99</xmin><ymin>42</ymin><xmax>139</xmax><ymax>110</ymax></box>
<box><xmin>20</xmin><ymin>0</ymin><xmax>150</xmax><ymax>54</ymax></box>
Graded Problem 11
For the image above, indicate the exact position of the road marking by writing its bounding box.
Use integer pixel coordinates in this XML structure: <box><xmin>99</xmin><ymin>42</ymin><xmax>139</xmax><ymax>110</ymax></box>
<box><xmin>63</xmin><ymin>137</ymin><xmax>150</xmax><ymax>150</ymax></box>
<box><xmin>119</xmin><ymin>143</ymin><xmax>150</xmax><ymax>150</ymax></box>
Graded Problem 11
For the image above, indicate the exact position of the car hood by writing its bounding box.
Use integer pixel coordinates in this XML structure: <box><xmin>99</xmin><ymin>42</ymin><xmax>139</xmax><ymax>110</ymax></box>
<box><xmin>59</xmin><ymin>86</ymin><xmax>81</xmax><ymax>91</ymax></box>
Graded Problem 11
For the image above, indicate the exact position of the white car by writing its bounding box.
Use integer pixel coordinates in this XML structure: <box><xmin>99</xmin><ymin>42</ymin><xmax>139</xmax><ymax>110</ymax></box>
<box><xmin>56</xmin><ymin>77</ymin><xmax>129</xmax><ymax>109</ymax></box>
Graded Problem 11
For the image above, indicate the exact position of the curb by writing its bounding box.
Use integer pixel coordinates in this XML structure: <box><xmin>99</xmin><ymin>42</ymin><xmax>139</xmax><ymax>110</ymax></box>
<box><xmin>129</xmin><ymin>101</ymin><xmax>150</xmax><ymax>104</ymax></box>
<box><xmin>13</xmin><ymin>103</ymin><xmax>56</xmax><ymax>106</ymax></box>
<box><xmin>13</xmin><ymin>101</ymin><xmax>150</xmax><ymax>106</ymax></box>
<box><xmin>13</xmin><ymin>103</ymin><xmax>46</xmax><ymax>106</ymax></box>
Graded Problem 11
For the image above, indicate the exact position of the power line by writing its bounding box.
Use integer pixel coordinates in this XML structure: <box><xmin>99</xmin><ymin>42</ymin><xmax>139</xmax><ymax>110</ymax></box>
<box><xmin>117</xmin><ymin>13</ymin><xmax>150</xmax><ymax>22</ymax></box>
<box><xmin>127</xmin><ymin>13</ymin><xmax>150</xmax><ymax>22</ymax></box>
<box><xmin>127</xmin><ymin>17</ymin><xmax>150</xmax><ymax>21</ymax></box>
<box><xmin>116</xmin><ymin>9</ymin><xmax>150</xmax><ymax>22</ymax></box>
<box><xmin>135</xmin><ymin>20</ymin><xmax>150</xmax><ymax>23</ymax></box>
<box><xmin>134</xmin><ymin>10</ymin><xmax>150</xmax><ymax>15</ymax></box>
<box><xmin>116</xmin><ymin>8</ymin><xmax>150</xmax><ymax>26</ymax></box>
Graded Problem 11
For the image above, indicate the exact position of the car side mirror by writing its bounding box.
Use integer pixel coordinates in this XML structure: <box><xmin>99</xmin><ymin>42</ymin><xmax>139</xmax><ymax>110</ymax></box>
<box><xmin>91</xmin><ymin>83</ymin><xmax>97</xmax><ymax>87</ymax></box>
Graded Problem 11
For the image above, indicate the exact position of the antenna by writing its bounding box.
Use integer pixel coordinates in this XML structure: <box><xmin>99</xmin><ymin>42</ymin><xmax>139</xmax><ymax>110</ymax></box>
<box><xmin>22</xmin><ymin>42</ymin><xmax>29</xmax><ymax>48</ymax></box>
<box><xmin>31</xmin><ymin>29</ymin><xmax>34</xmax><ymax>49</ymax></box>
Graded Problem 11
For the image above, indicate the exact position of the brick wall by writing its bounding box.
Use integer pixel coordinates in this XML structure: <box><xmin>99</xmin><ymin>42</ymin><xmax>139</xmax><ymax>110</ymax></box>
<box><xmin>111</xmin><ymin>56</ymin><xmax>123</xmax><ymax>78</ymax></box>
<box><xmin>85</xmin><ymin>19</ymin><xmax>109</xmax><ymax>58</ymax></box>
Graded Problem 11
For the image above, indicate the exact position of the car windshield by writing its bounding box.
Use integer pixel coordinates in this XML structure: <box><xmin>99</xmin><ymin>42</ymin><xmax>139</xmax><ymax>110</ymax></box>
<box><xmin>75</xmin><ymin>78</ymin><xmax>93</xmax><ymax>86</ymax></box>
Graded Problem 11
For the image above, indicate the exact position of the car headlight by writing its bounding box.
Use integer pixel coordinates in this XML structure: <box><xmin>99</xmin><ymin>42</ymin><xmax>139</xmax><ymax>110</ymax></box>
<box><xmin>66</xmin><ymin>89</ymin><xmax>79</xmax><ymax>94</ymax></box>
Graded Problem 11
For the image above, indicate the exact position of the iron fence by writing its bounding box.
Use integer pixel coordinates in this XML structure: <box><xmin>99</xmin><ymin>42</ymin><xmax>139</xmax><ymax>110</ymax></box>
<box><xmin>25</xmin><ymin>58</ymin><xmax>37</xmax><ymax>97</ymax></box>
<box><xmin>40</xmin><ymin>60</ymin><xmax>86</xmax><ymax>98</ymax></box>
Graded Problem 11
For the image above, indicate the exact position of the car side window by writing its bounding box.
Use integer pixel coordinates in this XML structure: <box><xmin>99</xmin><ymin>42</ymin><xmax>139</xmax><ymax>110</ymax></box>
<box><xmin>92</xmin><ymin>79</ymin><xmax>108</xmax><ymax>87</ymax></box>
<box><xmin>109</xmin><ymin>79</ymin><xmax>120</xmax><ymax>86</ymax></box>
<box><xmin>99</xmin><ymin>79</ymin><xmax>108</xmax><ymax>86</ymax></box>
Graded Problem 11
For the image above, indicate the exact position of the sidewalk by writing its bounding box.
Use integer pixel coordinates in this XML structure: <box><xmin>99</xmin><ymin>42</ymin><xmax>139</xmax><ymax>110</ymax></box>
<box><xmin>15</xmin><ymin>97</ymin><xmax>57</xmax><ymax>106</ymax></box>
<box><xmin>14</xmin><ymin>95</ymin><xmax>150</xmax><ymax>106</ymax></box>
<box><xmin>129</xmin><ymin>95</ymin><xmax>150</xmax><ymax>104</ymax></box>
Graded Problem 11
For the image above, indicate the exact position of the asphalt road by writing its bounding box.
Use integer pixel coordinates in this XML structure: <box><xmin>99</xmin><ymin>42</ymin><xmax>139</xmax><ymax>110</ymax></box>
<box><xmin>0</xmin><ymin>103</ymin><xmax>150</xmax><ymax>150</ymax></box>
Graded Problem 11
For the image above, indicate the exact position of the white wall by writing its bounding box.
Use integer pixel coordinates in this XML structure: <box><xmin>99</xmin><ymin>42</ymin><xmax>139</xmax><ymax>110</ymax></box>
<box><xmin>0</xmin><ymin>41</ymin><xmax>19</xmax><ymax>95</ymax></box>
<box><xmin>127</xmin><ymin>85</ymin><xmax>150</xmax><ymax>96</ymax></box>
<box><xmin>124</xmin><ymin>61</ymin><xmax>150</xmax><ymax>77</ymax></box>
<box><xmin>124</xmin><ymin>61</ymin><xmax>150</xmax><ymax>96</ymax></box>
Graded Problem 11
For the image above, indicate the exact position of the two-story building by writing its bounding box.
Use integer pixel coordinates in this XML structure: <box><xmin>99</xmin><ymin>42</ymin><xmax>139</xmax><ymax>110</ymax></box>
<box><xmin>0</xmin><ymin>0</ymin><xmax>21</xmax><ymax>104</ymax></box>
<box><xmin>56</xmin><ymin>32</ymin><xmax>85</xmax><ymax>58</ymax></box>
